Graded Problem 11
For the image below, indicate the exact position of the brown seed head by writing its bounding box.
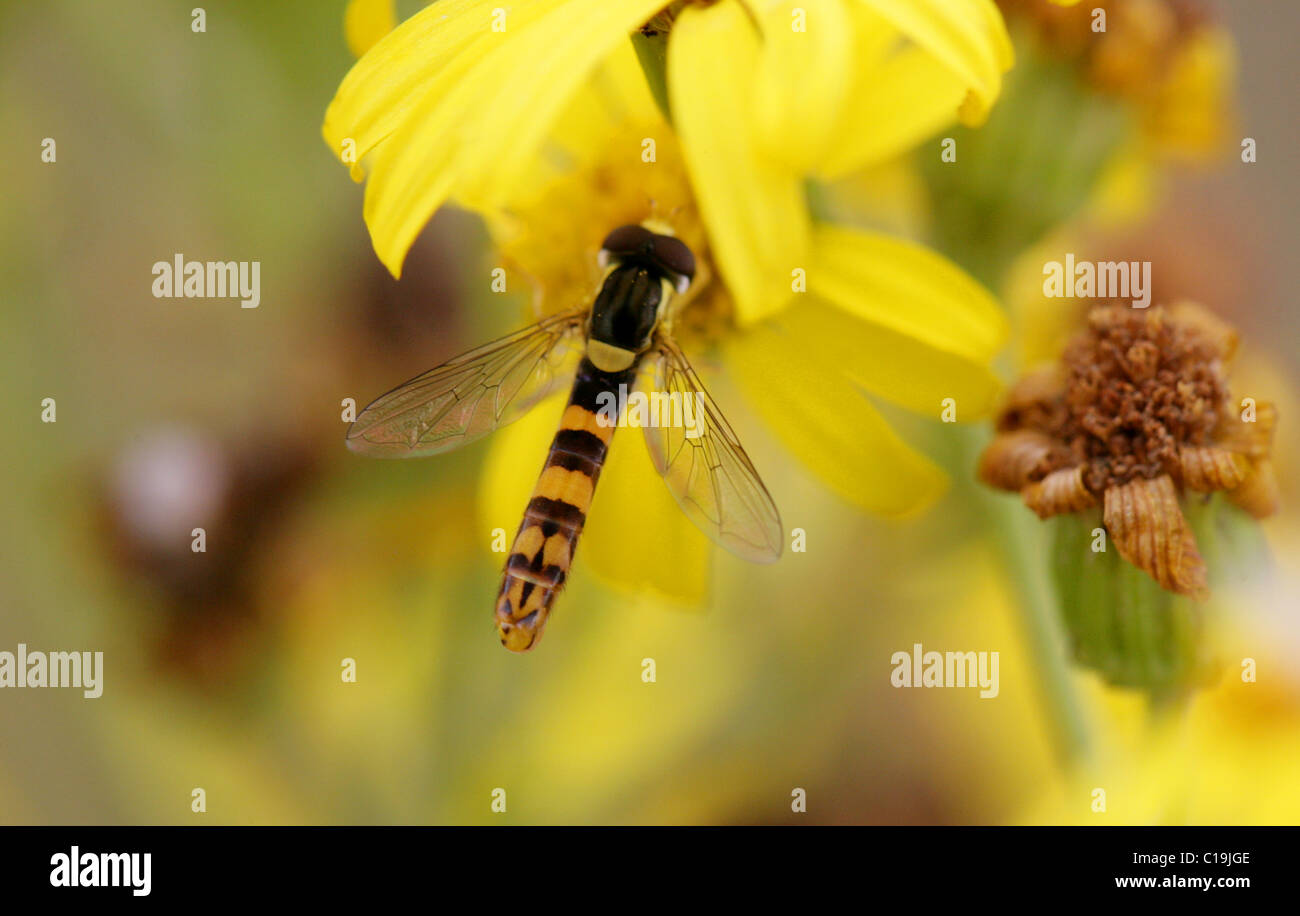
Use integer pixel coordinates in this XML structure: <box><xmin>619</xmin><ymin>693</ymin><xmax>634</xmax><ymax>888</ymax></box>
<box><xmin>980</xmin><ymin>301</ymin><xmax>1278</xmax><ymax>598</ymax></box>
<box><xmin>1052</xmin><ymin>305</ymin><xmax>1229</xmax><ymax>492</ymax></box>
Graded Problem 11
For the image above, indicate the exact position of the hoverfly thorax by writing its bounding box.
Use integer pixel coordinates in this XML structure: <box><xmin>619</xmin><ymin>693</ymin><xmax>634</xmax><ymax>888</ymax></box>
<box><xmin>586</xmin><ymin>224</ymin><xmax>696</xmax><ymax>372</ymax></box>
<box><xmin>588</xmin><ymin>265</ymin><xmax>662</xmax><ymax>352</ymax></box>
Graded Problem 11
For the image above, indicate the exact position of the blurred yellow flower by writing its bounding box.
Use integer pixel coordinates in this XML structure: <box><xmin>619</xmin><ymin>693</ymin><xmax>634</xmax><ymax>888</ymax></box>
<box><xmin>1021</xmin><ymin>629</ymin><xmax>1300</xmax><ymax>824</ymax></box>
<box><xmin>996</xmin><ymin>0</ymin><xmax>1236</xmax><ymax>160</ymax></box>
<box><xmin>324</xmin><ymin>0</ymin><xmax>1013</xmax><ymax>322</ymax></box>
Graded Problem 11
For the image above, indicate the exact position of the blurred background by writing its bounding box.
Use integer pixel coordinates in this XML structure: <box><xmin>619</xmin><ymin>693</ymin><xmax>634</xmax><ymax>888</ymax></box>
<box><xmin>1</xmin><ymin>0</ymin><xmax>1296</xmax><ymax>824</ymax></box>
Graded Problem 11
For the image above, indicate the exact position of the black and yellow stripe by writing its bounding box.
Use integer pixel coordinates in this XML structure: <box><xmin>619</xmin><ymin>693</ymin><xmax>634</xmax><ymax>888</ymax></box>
<box><xmin>495</xmin><ymin>357</ymin><xmax>637</xmax><ymax>652</ymax></box>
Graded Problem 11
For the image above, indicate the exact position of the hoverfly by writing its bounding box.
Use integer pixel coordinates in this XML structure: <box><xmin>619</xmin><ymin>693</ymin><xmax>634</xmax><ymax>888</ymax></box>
<box><xmin>347</xmin><ymin>222</ymin><xmax>783</xmax><ymax>651</ymax></box>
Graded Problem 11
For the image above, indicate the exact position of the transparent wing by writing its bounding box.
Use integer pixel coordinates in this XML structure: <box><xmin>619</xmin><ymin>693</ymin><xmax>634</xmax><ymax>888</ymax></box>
<box><xmin>347</xmin><ymin>310</ymin><xmax>586</xmax><ymax>457</ymax></box>
<box><xmin>641</xmin><ymin>338</ymin><xmax>783</xmax><ymax>563</ymax></box>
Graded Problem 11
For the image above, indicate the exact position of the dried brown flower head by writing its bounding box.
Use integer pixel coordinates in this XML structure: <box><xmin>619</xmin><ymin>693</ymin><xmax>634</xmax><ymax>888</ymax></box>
<box><xmin>980</xmin><ymin>302</ymin><xmax>1278</xmax><ymax>598</ymax></box>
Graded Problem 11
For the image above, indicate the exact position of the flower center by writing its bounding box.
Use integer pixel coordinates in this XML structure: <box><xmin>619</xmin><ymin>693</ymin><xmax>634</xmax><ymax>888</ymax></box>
<box><xmin>1048</xmin><ymin>305</ymin><xmax>1228</xmax><ymax>491</ymax></box>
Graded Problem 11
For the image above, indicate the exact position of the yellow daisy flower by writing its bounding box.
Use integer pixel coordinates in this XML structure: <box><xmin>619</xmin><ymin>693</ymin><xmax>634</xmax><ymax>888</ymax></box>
<box><xmin>325</xmin><ymin>0</ymin><xmax>1013</xmax><ymax>323</ymax></box>
<box><xmin>332</xmin><ymin>23</ymin><xmax>1007</xmax><ymax>612</ymax></box>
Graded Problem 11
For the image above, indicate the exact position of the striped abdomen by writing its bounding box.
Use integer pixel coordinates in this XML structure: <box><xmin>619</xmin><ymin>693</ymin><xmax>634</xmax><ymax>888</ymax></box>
<box><xmin>495</xmin><ymin>358</ymin><xmax>635</xmax><ymax>652</ymax></box>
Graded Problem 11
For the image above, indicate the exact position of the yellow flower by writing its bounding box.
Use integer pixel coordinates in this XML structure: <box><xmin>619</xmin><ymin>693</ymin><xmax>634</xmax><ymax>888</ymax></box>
<box><xmin>1020</xmin><ymin>627</ymin><xmax>1300</xmax><ymax>825</ymax></box>
<box><xmin>995</xmin><ymin>0</ymin><xmax>1236</xmax><ymax>160</ymax></box>
<box><xmin>470</xmin><ymin>43</ymin><xmax>1007</xmax><ymax>601</ymax></box>
<box><xmin>326</xmin><ymin>3</ymin><xmax>1010</xmax><ymax>608</ymax></box>
<box><xmin>324</xmin><ymin>0</ymin><xmax>1013</xmax><ymax>324</ymax></box>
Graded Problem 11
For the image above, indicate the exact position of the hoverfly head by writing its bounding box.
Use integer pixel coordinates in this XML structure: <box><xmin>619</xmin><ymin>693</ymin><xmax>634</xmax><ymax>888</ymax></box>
<box><xmin>598</xmin><ymin>223</ymin><xmax>695</xmax><ymax>295</ymax></box>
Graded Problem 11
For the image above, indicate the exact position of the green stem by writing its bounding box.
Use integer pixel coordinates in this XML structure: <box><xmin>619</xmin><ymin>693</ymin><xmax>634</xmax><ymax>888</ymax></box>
<box><xmin>1147</xmin><ymin>687</ymin><xmax>1191</xmax><ymax>729</ymax></box>
<box><xmin>962</xmin><ymin>430</ymin><xmax>1094</xmax><ymax>769</ymax></box>
<box><xmin>630</xmin><ymin>29</ymin><xmax>673</xmax><ymax>126</ymax></box>
<box><xmin>1001</xmin><ymin>497</ymin><xmax>1095</xmax><ymax>768</ymax></box>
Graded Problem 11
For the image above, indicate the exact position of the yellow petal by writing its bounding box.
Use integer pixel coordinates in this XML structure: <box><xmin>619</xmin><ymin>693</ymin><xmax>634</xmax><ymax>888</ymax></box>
<box><xmin>1143</xmin><ymin>28</ymin><xmax>1236</xmax><ymax>160</ymax></box>
<box><xmin>1083</xmin><ymin>143</ymin><xmax>1161</xmax><ymax>230</ymax></box>
<box><xmin>478</xmin><ymin>394</ymin><xmax>711</xmax><ymax>605</ymax></box>
<box><xmin>478</xmin><ymin>394</ymin><xmax>563</xmax><ymax>549</ymax></box>
<box><xmin>1000</xmin><ymin>233</ymin><xmax>1087</xmax><ymax>368</ymax></box>
<box><xmin>809</xmin><ymin>223</ymin><xmax>1007</xmax><ymax>363</ymax></box>
<box><xmin>752</xmin><ymin>0</ymin><xmax>853</xmax><ymax>171</ymax></box>
<box><xmin>481</xmin><ymin>41</ymin><xmax>666</xmax><ymax>220</ymax></box>
<box><xmin>581</xmin><ymin>413</ymin><xmax>713</xmax><ymax>606</ymax></box>
<box><xmin>542</xmin><ymin>41</ymin><xmax>662</xmax><ymax>170</ymax></box>
<box><xmin>813</xmin><ymin>157</ymin><xmax>930</xmax><ymax>238</ymax></box>
<box><xmin>857</xmin><ymin>0</ymin><xmax>1013</xmax><ymax>126</ymax></box>
<box><xmin>725</xmin><ymin>322</ymin><xmax>948</xmax><ymax>518</ymax></box>
<box><xmin>331</xmin><ymin>0</ymin><xmax>665</xmax><ymax>276</ymax></box>
<box><xmin>450</xmin><ymin>0</ymin><xmax>671</xmax><ymax>210</ymax></box>
<box><xmin>344</xmin><ymin>0</ymin><xmax>397</xmax><ymax>58</ymax></box>
<box><xmin>772</xmin><ymin>298</ymin><xmax>1003</xmax><ymax>418</ymax></box>
<box><xmin>820</xmin><ymin>43</ymin><xmax>967</xmax><ymax>178</ymax></box>
<box><xmin>669</xmin><ymin>0</ymin><xmax>810</xmax><ymax>325</ymax></box>
<box><xmin>323</xmin><ymin>0</ymin><xmax>504</xmax><ymax>180</ymax></box>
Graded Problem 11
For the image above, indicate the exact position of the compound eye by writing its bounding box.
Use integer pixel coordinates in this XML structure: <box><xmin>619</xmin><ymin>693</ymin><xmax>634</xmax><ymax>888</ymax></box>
<box><xmin>600</xmin><ymin>224</ymin><xmax>654</xmax><ymax>258</ymax></box>
<box><xmin>651</xmin><ymin>234</ymin><xmax>695</xmax><ymax>282</ymax></box>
